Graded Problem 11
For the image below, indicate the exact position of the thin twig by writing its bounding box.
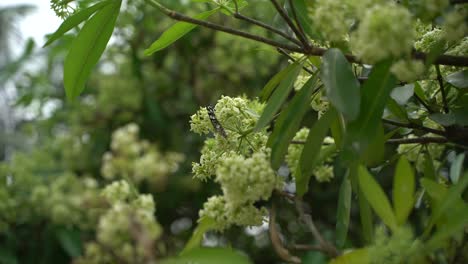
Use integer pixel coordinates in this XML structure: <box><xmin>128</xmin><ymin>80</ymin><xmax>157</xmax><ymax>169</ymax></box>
<box><xmin>146</xmin><ymin>0</ymin><xmax>468</xmax><ymax>67</ymax></box>
<box><xmin>295</xmin><ymin>198</ymin><xmax>340</xmax><ymax>257</ymax></box>
<box><xmin>269</xmin><ymin>204</ymin><xmax>302</xmax><ymax>263</ymax></box>
<box><xmin>269</xmin><ymin>0</ymin><xmax>311</xmax><ymax>50</ymax></box>
<box><xmin>382</xmin><ymin>118</ymin><xmax>446</xmax><ymax>136</ymax></box>
<box><xmin>232</xmin><ymin>0</ymin><xmax>302</xmax><ymax>46</ymax></box>
<box><xmin>147</xmin><ymin>0</ymin><xmax>303</xmax><ymax>52</ymax></box>
<box><xmin>414</xmin><ymin>93</ymin><xmax>434</xmax><ymax>114</ymax></box>
<box><xmin>277</xmin><ymin>48</ymin><xmax>315</xmax><ymax>74</ymax></box>
<box><xmin>387</xmin><ymin>137</ymin><xmax>448</xmax><ymax>144</ymax></box>
<box><xmin>287</xmin><ymin>0</ymin><xmax>307</xmax><ymax>40</ymax></box>
<box><xmin>435</xmin><ymin>65</ymin><xmax>450</xmax><ymax>113</ymax></box>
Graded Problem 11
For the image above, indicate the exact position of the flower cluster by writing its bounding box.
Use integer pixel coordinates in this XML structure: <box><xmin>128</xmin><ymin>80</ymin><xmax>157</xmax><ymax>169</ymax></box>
<box><xmin>76</xmin><ymin>180</ymin><xmax>162</xmax><ymax>264</ymax></box>
<box><xmin>50</xmin><ymin>0</ymin><xmax>74</xmax><ymax>19</ymax></box>
<box><xmin>368</xmin><ymin>226</ymin><xmax>422</xmax><ymax>264</ymax></box>
<box><xmin>286</xmin><ymin>128</ymin><xmax>336</xmax><ymax>183</ymax></box>
<box><xmin>191</xmin><ymin>96</ymin><xmax>283</xmax><ymax>230</ymax></box>
<box><xmin>390</xmin><ymin>59</ymin><xmax>426</xmax><ymax>83</ymax></box>
<box><xmin>101</xmin><ymin>123</ymin><xmax>184</xmax><ymax>189</ymax></box>
<box><xmin>350</xmin><ymin>3</ymin><xmax>414</xmax><ymax>64</ymax></box>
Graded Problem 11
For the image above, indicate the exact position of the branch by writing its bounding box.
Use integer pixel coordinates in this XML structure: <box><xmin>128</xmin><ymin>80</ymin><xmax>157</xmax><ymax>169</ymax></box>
<box><xmin>435</xmin><ymin>64</ymin><xmax>450</xmax><ymax>113</ymax></box>
<box><xmin>386</xmin><ymin>137</ymin><xmax>448</xmax><ymax>144</ymax></box>
<box><xmin>232</xmin><ymin>1</ymin><xmax>302</xmax><ymax>46</ymax></box>
<box><xmin>450</xmin><ymin>0</ymin><xmax>468</xmax><ymax>4</ymax></box>
<box><xmin>287</xmin><ymin>0</ymin><xmax>307</xmax><ymax>42</ymax></box>
<box><xmin>295</xmin><ymin>198</ymin><xmax>340</xmax><ymax>258</ymax></box>
<box><xmin>147</xmin><ymin>0</ymin><xmax>303</xmax><ymax>52</ymax></box>
<box><xmin>382</xmin><ymin>118</ymin><xmax>446</xmax><ymax>136</ymax></box>
<box><xmin>269</xmin><ymin>205</ymin><xmax>301</xmax><ymax>263</ymax></box>
<box><xmin>146</xmin><ymin>0</ymin><xmax>468</xmax><ymax>67</ymax></box>
<box><xmin>269</xmin><ymin>0</ymin><xmax>311</xmax><ymax>50</ymax></box>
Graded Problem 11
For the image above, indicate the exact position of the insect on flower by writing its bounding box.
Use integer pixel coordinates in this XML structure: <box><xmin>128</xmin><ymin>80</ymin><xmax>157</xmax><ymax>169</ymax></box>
<box><xmin>206</xmin><ymin>105</ymin><xmax>228</xmax><ymax>139</ymax></box>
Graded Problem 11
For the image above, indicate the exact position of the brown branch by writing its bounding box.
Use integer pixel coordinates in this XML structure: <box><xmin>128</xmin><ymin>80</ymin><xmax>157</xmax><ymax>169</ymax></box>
<box><xmin>295</xmin><ymin>198</ymin><xmax>340</xmax><ymax>258</ymax></box>
<box><xmin>231</xmin><ymin>0</ymin><xmax>302</xmax><ymax>46</ymax></box>
<box><xmin>147</xmin><ymin>0</ymin><xmax>303</xmax><ymax>53</ymax></box>
<box><xmin>386</xmin><ymin>137</ymin><xmax>448</xmax><ymax>144</ymax></box>
<box><xmin>435</xmin><ymin>65</ymin><xmax>450</xmax><ymax>113</ymax></box>
<box><xmin>269</xmin><ymin>205</ymin><xmax>302</xmax><ymax>263</ymax></box>
<box><xmin>450</xmin><ymin>0</ymin><xmax>468</xmax><ymax>4</ymax></box>
<box><xmin>146</xmin><ymin>0</ymin><xmax>468</xmax><ymax>67</ymax></box>
<box><xmin>382</xmin><ymin>118</ymin><xmax>446</xmax><ymax>136</ymax></box>
<box><xmin>270</xmin><ymin>0</ymin><xmax>311</xmax><ymax>50</ymax></box>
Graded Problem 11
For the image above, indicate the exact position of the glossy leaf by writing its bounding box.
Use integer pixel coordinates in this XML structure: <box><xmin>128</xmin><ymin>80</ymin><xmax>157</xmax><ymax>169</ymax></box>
<box><xmin>390</xmin><ymin>84</ymin><xmax>414</xmax><ymax>105</ymax></box>
<box><xmin>348</xmin><ymin>60</ymin><xmax>396</xmax><ymax>149</ymax></box>
<box><xmin>260</xmin><ymin>62</ymin><xmax>301</xmax><ymax>101</ymax></box>
<box><xmin>267</xmin><ymin>72</ymin><xmax>320</xmax><ymax>169</ymax></box>
<box><xmin>254</xmin><ymin>64</ymin><xmax>301</xmax><ymax>131</ymax></box>
<box><xmin>360</xmin><ymin>123</ymin><xmax>384</xmax><ymax>166</ymax></box>
<box><xmin>321</xmin><ymin>48</ymin><xmax>360</xmax><ymax>121</ymax></box>
<box><xmin>181</xmin><ymin>217</ymin><xmax>216</xmax><ymax>255</ymax></box>
<box><xmin>358</xmin><ymin>165</ymin><xmax>397</xmax><ymax>231</ymax></box>
<box><xmin>329</xmin><ymin>248</ymin><xmax>370</xmax><ymax>264</ymax></box>
<box><xmin>393</xmin><ymin>156</ymin><xmax>415</xmax><ymax>225</ymax></box>
<box><xmin>291</xmin><ymin>0</ymin><xmax>319</xmax><ymax>39</ymax></box>
<box><xmin>144</xmin><ymin>9</ymin><xmax>219</xmax><ymax>55</ymax></box>
<box><xmin>44</xmin><ymin>0</ymin><xmax>112</xmax><ymax>47</ymax></box>
<box><xmin>446</xmin><ymin>70</ymin><xmax>468</xmax><ymax>89</ymax></box>
<box><xmin>164</xmin><ymin>247</ymin><xmax>252</xmax><ymax>264</ymax></box>
<box><xmin>336</xmin><ymin>175</ymin><xmax>352</xmax><ymax>248</ymax></box>
<box><xmin>450</xmin><ymin>153</ymin><xmax>465</xmax><ymax>184</ymax></box>
<box><xmin>297</xmin><ymin>108</ymin><xmax>336</xmax><ymax>196</ymax></box>
<box><xmin>63</xmin><ymin>0</ymin><xmax>121</xmax><ymax>100</ymax></box>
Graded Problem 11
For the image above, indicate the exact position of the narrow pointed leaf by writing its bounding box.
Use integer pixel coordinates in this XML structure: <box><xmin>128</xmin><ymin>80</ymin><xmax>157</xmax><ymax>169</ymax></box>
<box><xmin>358</xmin><ymin>186</ymin><xmax>374</xmax><ymax>244</ymax></box>
<box><xmin>44</xmin><ymin>0</ymin><xmax>112</xmax><ymax>47</ymax></box>
<box><xmin>446</xmin><ymin>70</ymin><xmax>468</xmax><ymax>89</ymax></box>
<box><xmin>267</xmin><ymin>72</ymin><xmax>319</xmax><ymax>169</ymax></box>
<box><xmin>321</xmin><ymin>48</ymin><xmax>360</xmax><ymax>121</ymax></box>
<box><xmin>449</xmin><ymin>153</ymin><xmax>465</xmax><ymax>184</ymax></box>
<box><xmin>181</xmin><ymin>217</ymin><xmax>216</xmax><ymax>255</ymax></box>
<box><xmin>63</xmin><ymin>1</ymin><xmax>121</xmax><ymax>100</ymax></box>
<box><xmin>297</xmin><ymin>108</ymin><xmax>336</xmax><ymax>196</ymax></box>
<box><xmin>144</xmin><ymin>9</ymin><xmax>219</xmax><ymax>55</ymax></box>
<box><xmin>260</xmin><ymin>62</ymin><xmax>300</xmax><ymax>101</ymax></box>
<box><xmin>358</xmin><ymin>165</ymin><xmax>397</xmax><ymax>231</ymax></box>
<box><xmin>165</xmin><ymin>247</ymin><xmax>252</xmax><ymax>264</ymax></box>
<box><xmin>336</xmin><ymin>175</ymin><xmax>352</xmax><ymax>248</ymax></box>
<box><xmin>393</xmin><ymin>156</ymin><xmax>415</xmax><ymax>225</ymax></box>
<box><xmin>254</xmin><ymin>64</ymin><xmax>301</xmax><ymax>131</ymax></box>
<box><xmin>329</xmin><ymin>248</ymin><xmax>370</xmax><ymax>264</ymax></box>
<box><xmin>348</xmin><ymin>60</ymin><xmax>396</xmax><ymax>150</ymax></box>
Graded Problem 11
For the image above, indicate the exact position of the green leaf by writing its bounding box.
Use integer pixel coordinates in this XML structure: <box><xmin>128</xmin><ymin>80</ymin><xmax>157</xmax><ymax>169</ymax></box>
<box><xmin>358</xmin><ymin>165</ymin><xmax>397</xmax><ymax>231</ymax></box>
<box><xmin>423</xmin><ymin>153</ymin><xmax>437</xmax><ymax>180</ymax></box>
<box><xmin>426</xmin><ymin>203</ymin><xmax>468</xmax><ymax>251</ymax></box>
<box><xmin>360</xmin><ymin>123</ymin><xmax>384</xmax><ymax>166</ymax></box>
<box><xmin>426</xmin><ymin>172</ymin><xmax>468</xmax><ymax>232</ymax></box>
<box><xmin>181</xmin><ymin>217</ymin><xmax>216</xmax><ymax>255</ymax></box>
<box><xmin>0</xmin><ymin>248</ymin><xmax>17</xmax><ymax>264</ymax></box>
<box><xmin>420</xmin><ymin>178</ymin><xmax>447</xmax><ymax>202</ymax></box>
<box><xmin>291</xmin><ymin>0</ymin><xmax>320</xmax><ymax>39</ymax></box>
<box><xmin>390</xmin><ymin>84</ymin><xmax>414</xmax><ymax>105</ymax></box>
<box><xmin>260</xmin><ymin>62</ymin><xmax>301</xmax><ymax>101</ymax></box>
<box><xmin>348</xmin><ymin>60</ymin><xmax>396</xmax><ymax>150</ymax></box>
<box><xmin>330</xmin><ymin>112</ymin><xmax>345</xmax><ymax>149</ymax></box>
<box><xmin>63</xmin><ymin>0</ymin><xmax>121</xmax><ymax>100</ymax></box>
<box><xmin>144</xmin><ymin>8</ymin><xmax>219</xmax><ymax>55</ymax></box>
<box><xmin>254</xmin><ymin>63</ymin><xmax>301</xmax><ymax>131</ymax></box>
<box><xmin>430</xmin><ymin>107</ymin><xmax>468</xmax><ymax>126</ymax></box>
<box><xmin>358</xmin><ymin>186</ymin><xmax>374</xmax><ymax>244</ymax></box>
<box><xmin>297</xmin><ymin>108</ymin><xmax>336</xmax><ymax>196</ymax></box>
<box><xmin>386</xmin><ymin>98</ymin><xmax>408</xmax><ymax>121</ymax></box>
<box><xmin>393</xmin><ymin>156</ymin><xmax>415</xmax><ymax>225</ymax></box>
<box><xmin>163</xmin><ymin>247</ymin><xmax>252</xmax><ymax>264</ymax></box>
<box><xmin>336</xmin><ymin>175</ymin><xmax>352</xmax><ymax>248</ymax></box>
<box><xmin>446</xmin><ymin>69</ymin><xmax>468</xmax><ymax>89</ymax></box>
<box><xmin>450</xmin><ymin>153</ymin><xmax>465</xmax><ymax>184</ymax></box>
<box><xmin>43</xmin><ymin>0</ymin><xmax>112</xmax><ymax>47</ymax></box>
<box><xmin>321</xmin><ymin>48</ymin><xmax>360</xmax><ymax>121</ymax></box>
<box><xmin>329</xmin><ymin>248</ymin><xmax>370</xmax><ymax>264</ymax></box>
<box><xmin>55</xmin><ymin>227</ymin><xmax>83</xmax><ymax>257</ymax></box>
<box><xmin>267</xmin><ymin>72</ymin><xmax>320</xmax><ymax>169</ymax></box>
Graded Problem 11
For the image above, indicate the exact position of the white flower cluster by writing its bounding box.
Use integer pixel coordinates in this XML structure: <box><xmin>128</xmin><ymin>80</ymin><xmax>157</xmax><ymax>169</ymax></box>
<box><xmin>350</xmin><ymin>3</ymin><xmax>414</xmax><ymax>64</ymax></box>
<box><xmin>101</xmin><ymin>123</ymin><xmax>184</xmax><ymax>188</ymax></box>
<box><xmin>286</xmin><ymin>128</ymin><xmax>336</xmax><ymax>183</ymax></box>
<box><xmin>191</xmin><ymin>96</ymin><xmax>283</xmax><ymax>230</ymax></box>
<box><xmin>77</xmin><ymin>180</ymin><xmax>162</xmax><ymax>263</ymax></box>
<box><xmin>191</xmin><ymin>96</ymin><xmax>268</xmax><ymax>180</ymax></box>
<box><xmin>390</xmin><ymin>59</ymin><xmax>426</xmax><ymax>83</ymax></box>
